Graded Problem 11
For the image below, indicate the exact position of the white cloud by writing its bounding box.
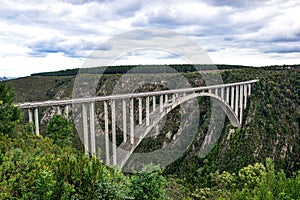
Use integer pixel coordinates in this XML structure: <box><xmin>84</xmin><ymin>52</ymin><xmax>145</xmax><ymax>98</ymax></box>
<box><xmin>0</xmin><ymin>0</ymin><xmax>299</xmax><ymax>77</ymax></box>
<box><xmin>0</xmin><ymin>53</ymin><xmax>83</xmax><ymax>77</ymax></box>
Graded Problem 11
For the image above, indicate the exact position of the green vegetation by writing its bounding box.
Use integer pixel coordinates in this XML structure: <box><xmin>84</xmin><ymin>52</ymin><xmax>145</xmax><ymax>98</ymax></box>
<box><xmin>0</xmin><ymin>83</ymin><xmax>20</xmax><ymax>137</ymax></box>
<box><xmin>47</xmin><ymin>115</ymin><xmax>73</xmax><ymax>147</ymax></box>
<box><xmin>3</xmin><ymin>65</ymin><xmax>300</xmax><ymax>199</ymax></box>
<box><xmin>31</xmin><ymin>64</ymin><xmax>251</xmax><ymax>76</ymax></box>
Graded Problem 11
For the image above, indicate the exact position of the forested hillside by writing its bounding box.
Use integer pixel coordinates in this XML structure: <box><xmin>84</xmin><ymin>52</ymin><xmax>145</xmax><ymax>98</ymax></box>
<box><xmin>1</xmin><ymin>65</ymin><xmax>299</xmax><ymax>199</ymax></box>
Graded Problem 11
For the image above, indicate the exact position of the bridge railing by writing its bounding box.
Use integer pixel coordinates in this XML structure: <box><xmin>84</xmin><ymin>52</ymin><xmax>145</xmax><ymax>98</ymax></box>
<box><xmin>17</xmin><ymin>79</ymin><xmax>258</xmax><ymax>108</ymax></box>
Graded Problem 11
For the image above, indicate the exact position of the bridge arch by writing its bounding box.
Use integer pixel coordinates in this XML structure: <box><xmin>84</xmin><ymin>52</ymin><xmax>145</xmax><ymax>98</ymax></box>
<box><xmin>117</xmin><ymin>91</ymin><xmax>240</xmax><ymax>170</ymax></box>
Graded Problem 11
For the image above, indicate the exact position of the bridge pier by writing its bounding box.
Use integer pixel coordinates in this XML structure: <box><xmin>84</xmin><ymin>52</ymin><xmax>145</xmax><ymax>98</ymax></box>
<box><xmin>130</xmin><ymin>98</ymin><xmax>134</xmax><ymax>144</ymax></box>
<box><xmin>160</xmin><ymin>95</ymin><xmax>163</xmax><ymax>112</ymax></box>
<box><xmin>248</xmin><ymin>84</ymin><xmax>251</xmax><ymax>95</ymax></box>
<box><xmin>90</xmin><ymin>102</ymin><xmax>96</xmax><ymax>155</ymax></box>
<box><xmin>235</xmin><ymin>85</ymin><xmax>239</xmax><ymax>116</ymax></box>
<box><xmin>28</xmin><ymin>109</ymin><xmax>33</xmax><ymax>123</ymax></box>
<box><xmin>64</xmin><ymin>105</ymin><xmax>69</xmax><ymax>118</ymax></box>
<box><xmin>122</xmin><ymin>99</ymin><xmax>127</xmax><ymax>142</ymax></box>
<box><xmin>244</xmin><ymin>84</ymin><xmax>248</xmax><ymax>109</ymax></box>
<box><xmin>138</xmin><ymin>98</ymin><xmax>142</xmax><ymax>125</ymax></box>
<box><xmin>104</xmin><ymin>101</ymin><xmax>110</xmax><ymax>165</ymax></box>
<box><xmin>239</xmin><ymin>85</ymin><xmax>243</xmax><ymax>124</ymax></box>
<box><xmin>57</xmin><ymin>106</ymin><xmax>62</xmax><ymax>115</ymax></box>
<box><xmin>146</xmin><ymin>97</ymin><xmax>150</xmax><ymax>126</ymax></box>
<box><xmin>153</xmin><ymin>96</ymin><xmax>156</xmax><ymax>111</ymax></box>
<box><xmin>226</xmin><ymin>87</ymin><xmax>230</xmax><ymax>104</ymax></box>
<box><xmin>82</xmin><ymin>103</ymin><xmax>89</xmax><ymax>154</ymax></box>
<box><xmin>221</xmin><ymin>88</ymin><xmax>224</xmax><ymax>99</ymax></box>
<box><xmin>165</xmin><ymin>94</ymin><xmax>168</xmax><ymax>103</ymax></box>
<box><xmin>34</xmin><ymin>108</ymin><xmax>39</xmax><ymax>136</ymax></box>
<box><xmin>231</xmin><ymin>86</ymin><xmax>235</xmax><ymax>109</ymax></box>
<box><xmin>111</xmin><ymin>100</ymin><xmax>117</xmax><ymax>165</ymax></box>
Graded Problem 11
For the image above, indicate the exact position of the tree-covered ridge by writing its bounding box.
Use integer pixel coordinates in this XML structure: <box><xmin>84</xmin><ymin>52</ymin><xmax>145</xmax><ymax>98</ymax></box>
<box><xmin>30</xmin><ymin>64</ymin><xmax>300</xmax><ymax>77</ymax></box>
<box><xmin>31</xmin><ymin>64</ymin><xmax>252</xmax><ymax>76</ymax></box>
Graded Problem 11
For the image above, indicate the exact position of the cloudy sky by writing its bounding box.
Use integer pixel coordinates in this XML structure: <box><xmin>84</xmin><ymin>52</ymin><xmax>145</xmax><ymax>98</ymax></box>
<box><xmin>0</xmin><ymin>0</ymin><xmax>300</xmax><ymax>77</ymax></box>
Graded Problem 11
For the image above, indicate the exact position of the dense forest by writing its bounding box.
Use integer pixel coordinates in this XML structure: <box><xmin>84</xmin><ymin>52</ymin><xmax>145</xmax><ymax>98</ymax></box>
<box><xmin>31</xmin><ymin>64</ymin><xmax>252</xmax><ymax>76</ymax></box>
<box><xmin>1</xmin><ymin>65</ymin><xmax>299</xmax><ymax>199</ymax></box>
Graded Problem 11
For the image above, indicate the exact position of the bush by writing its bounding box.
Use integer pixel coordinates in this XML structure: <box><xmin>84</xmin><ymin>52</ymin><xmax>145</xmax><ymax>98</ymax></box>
<box><xmin>47</xmin><ymin>115</ymin><xmax>73</xmax><ymax>147</ymax></box>
<box><xmin>0</xmin><ymin>83</ymin><xmax>20</xmax><ymax>137</ymax></box>
<box><xmin>130</xmin><ymin>165</ymin><xmax>168</xmax><ymax>200</ymax></box>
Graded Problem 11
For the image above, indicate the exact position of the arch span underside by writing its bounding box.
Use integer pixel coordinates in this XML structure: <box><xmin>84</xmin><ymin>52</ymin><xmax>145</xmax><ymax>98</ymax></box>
<box><xmin>116</xmin><ymin>92</ymin><xmax>240</xmax><ymax>169</ymax></box>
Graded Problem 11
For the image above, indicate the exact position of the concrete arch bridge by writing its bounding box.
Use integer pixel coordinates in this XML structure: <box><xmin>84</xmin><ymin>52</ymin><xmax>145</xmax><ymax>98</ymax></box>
<box><xmin>18</xmin><ymin>79</ymin><xmax>258</xmax><ymax>169</ymax></box>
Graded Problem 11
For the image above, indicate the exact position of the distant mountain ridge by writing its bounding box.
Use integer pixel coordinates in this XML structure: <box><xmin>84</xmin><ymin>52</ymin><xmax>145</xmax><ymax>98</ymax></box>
<box><xmin>30</xmin><ymin>64</ymin><xmax>252</xmax><ymax>76</ymax></box>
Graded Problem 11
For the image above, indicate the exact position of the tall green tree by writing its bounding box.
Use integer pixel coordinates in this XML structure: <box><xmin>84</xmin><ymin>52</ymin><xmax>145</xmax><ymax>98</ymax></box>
<box><xmin>130</xmin><ymin>165</ymin><xmax>168</xmax><ymax>200</ymax></box>
<box><xmin>47</xmin><ymin>115</ymin><xmax>73</xmax><ymax>147</ymax></box>
<box><xmin>0</xmin><ymin>83</ymin><xmax>20</xmax><ymax>137</ymax></box>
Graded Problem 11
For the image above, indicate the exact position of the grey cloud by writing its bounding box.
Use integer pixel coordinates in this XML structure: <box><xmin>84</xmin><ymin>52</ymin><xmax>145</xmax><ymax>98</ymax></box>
<box><xmin>27</xmin><ymin>37</ymin><xmax>106</xmax><ymax>58</ymax></box>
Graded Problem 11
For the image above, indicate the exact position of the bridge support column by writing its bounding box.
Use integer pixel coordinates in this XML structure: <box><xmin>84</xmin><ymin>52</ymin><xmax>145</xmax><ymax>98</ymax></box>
<box><xmin>239</xmin><ymin>85</ymin><xmax>243</xmax><ymax>124</ymax></box>
<box><xmin>235</xmin><ymin>85</ymin><xmax>239</xmax><ymax>116</ymax></box>
<box><xmin>111</xmin><ymin>100</ymin><xmax>117</xmax><ymax>166</ymax></box>
<box><xmin>172</xmin><ymin>94</ymin><xmax>176</xmax><ymax>103</ymax></box>
<box><xmin>248</xmin><ymin>84</ymin><xmax>251</xmax><ymax>95</ymax></box>
<box><xmin>28</xmin><ymin>109</ymin><xmax>33</xmax><ymax>123</ymax></box>
<box><xmin>221</xmin><ymin>88</ymin><xmax>224</xmax><ymax>99</ymax></box>
<box><xmin>104</xmin><ymin>101</ymin><xmax>110</xmax><ymax>165</ymax></box>
<box><xmin>34</xmin><ymin>108</ymin><xmax>39</xmax><ymax>136</ymax></box>
<box><xmin>122</xmin><ymin>99</ymin><xmax>127</xmax><ymax>142</ymax></box>
<box><xmin>230</xmin><ymin>86</ymin><xmax>235</xmax><ymax>109</ymax></box>
<box><xmin>165</xmin><ymin>94</ymin><xmax>168</xmax><ymax>103</ymax></box>
<box><xmin>146</xmin><ymin>97</ymin><xmax>149</xmax><ymax>126</ymax></box>
<box><xmin>214</xmin><ymin>88</ymin><xmax>218</xmax><ymax>96</ymax></box>
<box><xmin>153</xmin><ymin>96</ymin><xmax>156</xmax><ymax>111</ymax></box>
<box><xmin>90</xmin><ymin>102</ymin><xmax>96</xmax><ymax>155</ymax></box>
<box><xmin>160</xmin><ymin>95</ymin><xmax>163</xmax><ymax>112</ymax></box>
<box><xmin>226</xmin><ymin>87</ymin><xmax>230</xmax><ymax>104</ymax></box>
<box><xmin>82</xmin><ymin>104</ymin><xmax>89</xmax><ymax>154</ymax></box>
<box><xmin>155</xmin><ymin>124</ymin><xmax>159</xmax><ymax>137</ymax></box>
<box><xmin>64</xmin><ymin>105</ymin><xmax>69</xmax><ymax>118</ymax></box>
<box><xmin>130</xmin><ymin>98</ymin><xmax>134</xmax><ymax>144</ymax></box>
<box><xmin>57</xmin><ymin>106</ymin><xmax>61</xmax><ymax>115</ymax></box>
<box><xmin>244</xmin><ymin>84</ymin><xmax>248</xmax><ymax>109</ymax></box>
<box><xmin>138</xmin><ymin>98</ymin><xmax>142</xmax><ymax>125</ymax></box>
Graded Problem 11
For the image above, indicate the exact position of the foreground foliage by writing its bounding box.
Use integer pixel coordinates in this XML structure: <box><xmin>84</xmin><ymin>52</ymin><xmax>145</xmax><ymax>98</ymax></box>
<box><xmin>0</xmin><ymin>132</ymin><xmax>169</xmax><ymax>199</ymax></box>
